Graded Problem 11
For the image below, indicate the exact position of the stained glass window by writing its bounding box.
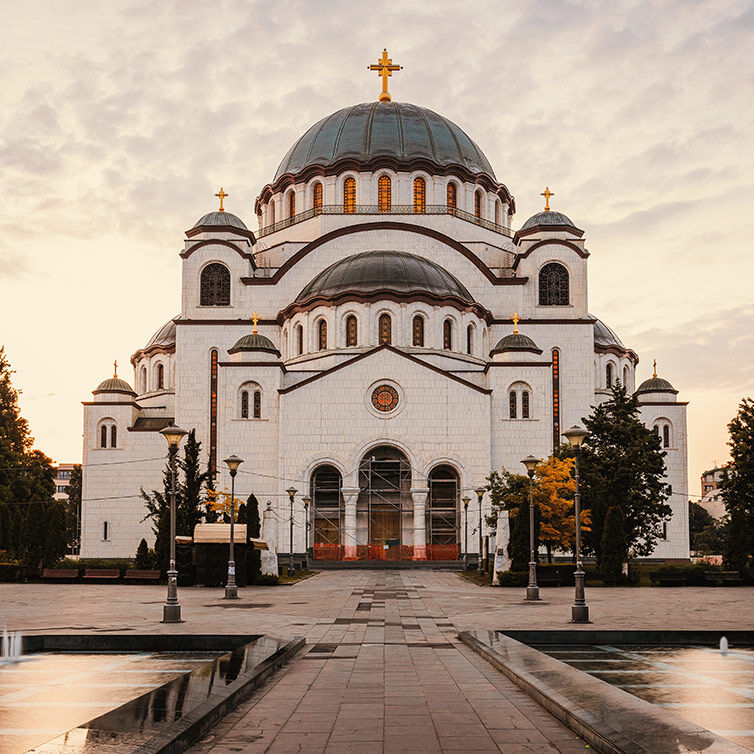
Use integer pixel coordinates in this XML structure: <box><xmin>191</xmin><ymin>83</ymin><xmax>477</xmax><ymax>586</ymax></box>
<box><xmin>552</xmin><ymin>348</ymin><xmax>560</xmax><ymax>453</ymax></box>
<box><xmin>378</xmin><ymin>175</ymin><xmax>391</xmax><ymax>213</ymax></box>
<box><xmin>443</xmin><ymin>319</ymin><xmax>453</xmax><ymax>350</ymax></box>
<box><xmin>474</xmin><ymin>190</ymin><xmax>482</xmax><ymax>219</ymax></box>
<box><xmin>413</xmin><ymin>315</ymin><xmax>424</xmax><ymax>346</ymax></box>
<box><xmin>209</xmin><ymin>349</ymin><xmax>218</xmax><ymax>476</ymax></box>
<box><xmin>318</xmin><ymin>320</ymin><xmax>327</xmax><ymax>351</ymax></box>
<box><xmin>372</xmin><ymin>385</ymin><xmax>399</xmax><ymax>412</ymax></box>
<box><xmin>110</xmin><ymin>425</ymin><xmax>117</xmax><ymax>448</ymax></box>
<box><xmin>346</xmin><ymin>315</ymin><xmax>358</xmax><ymax>346</ymax></box>
<box><xmin>379</xmin><ymin>314</ymin><xmax>392</xmax><ymax>345</ymax></box>
<box><xmin>509</xmin><ymin>391</ymin><xmax>517</xmax><ymax>419</ymax></box>
<box><xmin>287</xmin><ymin>190</ymin><xmax>295</xmax><ymax>218</ymax></box>
<box><xmin>522</xmin><ymin>391</ymin><xmax>530</xmax><ymax>419</ymax></box>
<box><xmin>100</xmin><ymin>425</ymin><xmax>107</xmax><ymax>448</ymax></box>
<box><xmin>539</xmin><ymin>263</ymin><xmax>569</xmax><ymax>306</ymax></box>
<box><xmin>466</xmin><ymin>324</ymin><xmax>473</xmax><ymax>355</ymax></box>
<box><xmin>241</xmin><ymin>390</ymin><xmax>249</xmax><ymax>419</ymax></box>
<box><xmin>447</xmin><ymin>182</ymin><xmax>457</xmax><ymax>211</ymax></box>
<box><xmin>253</xmin><ymin>390</ymin><xmax>261</xmax><ymax>419</ymax></box>
<box><xmin>606</xmin><ymin>363</ymin><xmax>614</xmax><ymax>388</ymax></box>
<box><xmin>313</xmin><ymin>182</ymin><xmax>323</xmax><ymax>213</ymax></box>
<box><xmin>157</xmin><ymin>363</ymin><xmax>164</xmax><ymax>390</ymax></box>
<box><xmin>413</xmin><ymin>177</ymin><xmax>425</xmax><ymax>213</ymax></box>
<box><xmin>663</xmin><ymin>425</ymin><xmax>670</xmax><ymax>448</ymax></box>
<box><xmin>296</xmin><ymin>324</ymin><xmax>303</xmax><ymax>355</ymax></box>
<box><xmin>200</xmin><ymin>263</ymin><xmax>230</xmax><ymax>306</ymax></box>
<box><xmin>344</xmin><ymin>177</ymin><xmax>356</xmax><ymax>213</ymax></box>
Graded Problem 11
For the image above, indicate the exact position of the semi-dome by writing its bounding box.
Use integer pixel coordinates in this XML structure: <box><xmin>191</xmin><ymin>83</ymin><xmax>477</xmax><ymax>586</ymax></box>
<box><xmin>520</xmin><ymin>210</ymin><xmax>576</xmax><ymax>231</ymax></box>
<box><xmin>490</xmin><ymin>332</ymin><xmax>543</xmax><ymax>356</ymax></box>
<box><xmin>593</xmin><ymin>318</ymin><xmax>626</xmax><ymax>350</ymax></box>
<box><xmin>193</xmin><ymin>211</ymin><xmax>248</xmax><ymax>231</ymax></box>
<box><xmin>228</xmin><ymin>332</ymin><xmax>280</xmax><ymax>356</ymax></box>
<box><xmin>274</xmin><ymin>101</ymin><xmax>496</xmax><ymax>182</ymax></box>
<box><xmin>636</xmin><ymin>376</ymin><xmax>677</xmax><ymax>395</ymax></box>
<box><xmin>295</xmin><ymin>250</ymin><xmax>474</xmax><ymax>305</ymax></box>
<box><xmin>145</xmin><ymin>317</ymin><xmax>178</xmax><ymax>350</ymax></box>
<box><xmin>94</xmin><ymin>377</ymin><xmax>136</xmax><ymax>395</ymax></box>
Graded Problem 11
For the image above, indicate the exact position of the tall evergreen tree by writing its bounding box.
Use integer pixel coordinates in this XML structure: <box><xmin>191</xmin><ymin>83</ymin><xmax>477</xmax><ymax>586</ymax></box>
<box><xmin>600</xmin><ymin>505</ymin><xmax>627</xmax><ymax>582</ymax></box>
<box><xmin>577</xmin><ymin>383</ymin><xmax>672</xmax><ymax>563</ymax></box>
<box><xmin>177</xmin><ymin>430</ymin><xmax>210</xmax><ymax>536</ymax></box>
<box><xmin>486</xmin><ymin>469</ymin><xmax>536</xmax><ymax>571</ymax></box>
<box><xmin>245</xmin><ymin>493</ymin><xmax>262</xmax><ymax>579</ymax></box>
<box><xmin>0</xmin><ymin>347</ymin><xmax>32</xmax><ymax>507</ymax></box>
<box><xmin>65</xmin><ymin>464</ymin><xmax>82</xmax><ymax>553</ymax></box>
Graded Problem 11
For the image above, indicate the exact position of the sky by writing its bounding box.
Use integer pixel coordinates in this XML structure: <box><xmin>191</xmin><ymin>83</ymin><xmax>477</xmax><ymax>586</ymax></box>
<box><xmin>1</xmin><ymin>0</ymin><xmax>752</xmax><ymax>496</ymax></box>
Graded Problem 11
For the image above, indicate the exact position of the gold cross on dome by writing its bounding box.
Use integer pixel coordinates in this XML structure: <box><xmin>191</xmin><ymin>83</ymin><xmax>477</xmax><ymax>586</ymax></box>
<box><xmin>251</xmin><ymin>312</ymin><xmax>259</xmax><ymax>334</ymax></box>
<box><xmin>113</xmin><ymin>359</ymin><xmax>118</xmax><ymax>378</ymax></box>
<box><xmin>368</xmin><ymin>49</ymin><xmax>402</xmax><ymax>102</ymax></box>
<box><xmin>215</xmin><ymin>187</ymin><xmax>228</xmax><ymax>212</ymax></box>
<box><xmin>653</xmin><ymin>359</ymin><xmax>657</xmax><ymax>378</ymax></box>
<box><xmin>512</xmin><ymin>312</ymin><xmax>520</xmax><ymax>334</ymax></box>
<box><xmin>540</xmin><ymin>186</ymin><xmax>554</xmax><ymax>211</ymax></box>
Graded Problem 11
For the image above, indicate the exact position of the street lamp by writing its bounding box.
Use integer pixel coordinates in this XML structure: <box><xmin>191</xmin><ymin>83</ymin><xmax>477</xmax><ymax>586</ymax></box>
<box><xmin>563</xmin><ymin>425</ymin><xmax>590</xmax><ymax>623</ymax></box>
<box><xmin>223</xmin><ymin>455</ymin><xmax>244</xmax><ymax>600</ymax></box>
<box><xmin>286</xmin><ymin>487</ymin><xmax>297</xmax><ymax>576</ymax></box>
<box><xmin>474</xmin><ymin>486</ymin><xmax>486</xmax><ymax>577</ymax></box>
<box><xmin>461</xmin><ymin>497</ymin><xmax>470</xmax><ymax>569</ymax></box>
<box><xmin>302</xmin><ymin>496</ymin><xmax>312</xmax><ymax>570</ymax></box>
<box><xmin>521</xmin><ymin>455</ymin><xmax>540</xmax><ymax>601</ymax></box>
<box><xmin>160</xmin><ymin>425</ymin><xmax>188</xmax><ymax>623</ymax></box>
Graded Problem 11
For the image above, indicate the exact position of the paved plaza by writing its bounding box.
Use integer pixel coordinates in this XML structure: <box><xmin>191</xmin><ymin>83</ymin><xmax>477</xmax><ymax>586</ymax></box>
<box><xmin>2</xmin><ymin>571</ymin><xmax>752</xmax><ymax>753</ymax></box>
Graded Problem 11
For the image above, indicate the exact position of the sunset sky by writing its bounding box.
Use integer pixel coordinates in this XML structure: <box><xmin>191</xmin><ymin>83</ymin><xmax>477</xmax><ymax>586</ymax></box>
<box><xmin>1</xmin><ymin>0</ymin><xmax>752</xmax><ymax>495</ymax></box>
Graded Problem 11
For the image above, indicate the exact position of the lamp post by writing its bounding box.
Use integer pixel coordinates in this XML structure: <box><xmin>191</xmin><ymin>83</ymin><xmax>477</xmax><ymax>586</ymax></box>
<box><xmin>521</xmin><ymin>455</ymin><xmax>540</xmax><ymax>601</ymax></box>
<box><xmin>286</xmin><ymin>487</ymin><xmax>297</xmax><ymax>576</ymax></box>
<box><xmin>223</xmin><ymin>455</ymin><xmax>243</xmax><ymax>600</ymax></box>
<box><xmin>462</xmin><ymin>497</ymin><xmax>470</xmax><ymax>569</ymax></box>
<box><xmin>474</xmin><ymin>486</ymin><xmax>486</xmax><ymax>576</ymax></box>
<box><xmin>562</xmin><ymin>425</ymin><xmax>590</xmax><ymax>623</ymax></box>
<box><xmin>160</xmin><ymin>425</ymin><xmax>188</xmax><ymax>623</ymax></box>
<box><xmin>302</xmin><ymin>496</ymin><xmax>312</xmax><ymax>570</ymax></box>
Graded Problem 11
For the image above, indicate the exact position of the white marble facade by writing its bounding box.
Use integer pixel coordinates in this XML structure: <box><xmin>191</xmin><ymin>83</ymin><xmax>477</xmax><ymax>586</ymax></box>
<box><xmin>80</xmin><ymin>99</ymin><xmax>689</xmax><ymax>562</ymax></box>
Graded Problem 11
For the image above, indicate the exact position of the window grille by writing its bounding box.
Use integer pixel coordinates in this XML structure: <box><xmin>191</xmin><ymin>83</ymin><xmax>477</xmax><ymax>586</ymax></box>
<box><xmin>346</xmin><ymin>315</ymin><xmax>358</xmax><ymax>346</ymax></box>
<box><xmin>413</xmin><ymin>316</ymin><xmax>424</xmax><ymax>346</ymax></box>
<box><xmin>522</xmin><ymin>391</ymin><xmax>530</xmax><ymax>419</ymax></box>
<box><xmin>110</xmin><ymin>425</ymin><xmax>117</xmax><ymax>448</ymax></box>
<box><xmin>253</xmin><ymin>390</ymin><xmax>261</xmax><ymax>419</ymax></box>
<box><xmin>447</xmin><ymin>182</ymin><xmax>457</xmax><ymax>210</ymax></box>
<box><xmin>313</xmin><ymin>182</ymin><xmax>323</xmax><ymax>212</ymax></box>
<box><xmin>344</xmin><ymin>177</ymin><xmax>356</xmax><ymax>213</ymax></box>
<box><xmin>100</xmin><ymin>425</ymin><xmax>107</xmax><ymax>448</ymax></box>
<box><xmin>413</xmin><ymin>177</ymin><xmax>426</xmax><ymax>213</ymax></box>
<box><xmin>539</xmin><ymin>263</ymin><xmax>569</xmax><ymax>306</ymax></box>
<box><xmin>378</xmin><ymin>175</ymin><xmax>391</xmax><ymax>213</ymax></box>
<box><xmin>443</xmin><ymin>319</ymin><xmax>453</xmax><ymax>350</ymax></box>
<box><xmin>200</xmin><ymin>263</ymin><xmax>231</xmax><ymax>306</ymax></box>
<box><xmin>474</xmin><ymin>190</ymin><xmax>482</xmax><ymax>219</ymax></box>
<box><xmin>509</xmin><ymin>391</ymin><xmax>517</xmax><ymax>419</ymax></box>
<box><xmin>241</xmin><ymin>390</ymin><xmax>249</xmax><ymax>419</ymax></box>
<box><xmin>379</xmin><ymin>314</ymin><xmax>392</xmax><ymax>345</ymax></box>
<box><xmin>318</xmin><ymin>320</ymin><xmax>327</xmax><ymax>350</ymax></box>
<box><xmin>287</xmin><ymin>190</ymin><xmax>295</xmax><ymax>218</ymax></box>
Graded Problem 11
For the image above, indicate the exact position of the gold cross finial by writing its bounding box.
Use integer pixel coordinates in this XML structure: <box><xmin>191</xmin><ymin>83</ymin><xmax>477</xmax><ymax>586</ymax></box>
<box><xmin>368</xmin><ymin>49</ymin><xmax>402</xmax><ymax>102</ymax></box>
<box><xmin>215</xmin><ymin>187</ymin><xmax>228</xmax><ymax>212</ymax></box>
<box><xmin>512</xmin><ymin>312</ymin><xmax>520</xmax><ymax>334</ymax></box>
<box><xmin>251</xmin><ymin>312</ymin><xmax>259</xmax><ymax>334</ymax></box>
<box><xmin>113</xmin><ymin>359</ymin><xmax>118</xmax><ymax>379</ymax></box>
<box><xmin>541</xmin><ymin>186</ymin><xmax>554</xmax><ymax>211</ymax></box>
<box><xmin>653</xmin><ymin>359</ymin><xmax>657</xmax><ymax>378</ymax></box>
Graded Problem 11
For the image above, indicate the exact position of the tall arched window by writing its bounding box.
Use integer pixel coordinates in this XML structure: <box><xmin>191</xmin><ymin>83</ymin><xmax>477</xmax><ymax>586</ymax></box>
<box><xmin>447</xmin><ymin>182</ymin><xmax>457</xmax><ymax>211</ymax></box>
<box><xmin>474</xmin><ymin>190</ymin><xmax>483</xmax><ymax>219</ymax></box>
<box><xmin>509</xmin><ymin>391</ymin><xmax>517</xmax><ymax>419</ymax></box>
<box><xmin>200</xmin><ymin>263</ymin><xmax>231</xmax><ymax>306</ymax></box>
<box><xmin>296</xmin><ymin>324</ymin><xmax>303</xmax><ymax>355</ymax></box>
<box><xmin>522</xmin><ymin>391</ymin><xmax>530</xmax><ymax>419</ymax></box>
<box><xmin>241</xmin><ymin>390</ymin><xmax>249</xmax><ymax>419</ymax></box>
<box><xmin>318</xmin><ymin>319</ymin><xmax>327</xmax><ymax>351</ymax></box>
<box><xmin>312</xmin><ymin>182</ymin><xmax>323</xmax><ymax>213</ymax></box>
<box><xmin>344</xmin><ymin>177</ymin><xmax>356</xmax><ymax>213</ymax></box>
<box><xmin>552</xmin><ymin>348</ymin><xmax>560</xmax><ymax>452</ymax></box>
<box><xmin>346</xmin><ymin>315</ymin><xmax>358</xmax><ymax>347</ymax></box>
<box><xmin>253</xmin><ymin>390</ymin><xmax>261</xmax><ymax>419</ymax></box>
<box><xmin>663</xmin><ymin>425</ymin><xmax>670</xmax><ymax>448</ymax></box>
<box><xmin>100</xmin><ymin>425</ymin><xmax>108</xmax><ymax>448</ymax></box>
<box><xmin>413</xmin><ymin>315</ymin><xmax>424</xmax><ymax>347</ymax></box>
<box><xmin>606</xmin><ymin>363</ymin><xmax>614</xmax><ymax>388</ymax></box>
<box><xmin>413</xmin><ymin>177</ymin><xmax>426</xmax><ymax>213</ymax></box>
<box><xmin>157</xmin><ymin>363</ymin><xmax>164</xmax><ymax>390</ymax></box>
<box><xmin>379</xmin><ymin>314</ymin><xmax>392</xmax><ymax>345</ymax></box>
<box><xmin>623</xmin><ymin>366</ymin><xmax>629</xmax><ymax>388</ymax></box>
<box><xmin>443</xmin><ymin>319</ymin><xmax>453</xmax><ymax>350</ymax></box>
<box><xmin>494</xmin><ymin>200</ymin><xmax>501</xmax><ymax>225</ymax></box>
<box><xmin>378</xmin><ymin>175</ymin><xmax>391</xmax><ymax>213</ymax></box>
<box><xmin>110</xmin><ymin>425</ymin><xmax>117</xmax><ymax>448</ymax></box>
<box><xmin>270</xmin><ymin>201</ymin><xmax>275</xmax><ymax>225</ymax></box>
<box><xmin>466</xmin><ymin>324</ymin><xmax>474</xmax><ymax>355</ymax></box>
<box><xmin>287</xmin><ymin>189</ymin><xmax>295</xmax><ymax>218</ymax></box>
<box><xmin>140</xmin><ymin>367</ymin><xmax>147</xmax><ymax>393</ymax></box>
<box><xmin>538</xmin><ymin>262</ymin><xmax>569</xmax><ymax>306</ymax></box>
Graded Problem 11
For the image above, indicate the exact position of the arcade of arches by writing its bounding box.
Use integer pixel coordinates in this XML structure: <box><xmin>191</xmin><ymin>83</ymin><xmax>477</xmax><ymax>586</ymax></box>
<box><xmin>309</xmin><ymin>446</ymin><xmax>461</xmax><ymax>561</ymax></box>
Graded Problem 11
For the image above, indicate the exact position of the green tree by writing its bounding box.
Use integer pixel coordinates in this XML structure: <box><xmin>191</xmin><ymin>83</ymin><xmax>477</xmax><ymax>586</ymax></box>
<box><xmin>576</xmin><ymin>383</ymin><xmax>672</xmax><ymax>563</ymax></box>
<box><xmin>178</xmin><ymin>430</ymin><xmax>210</xmax><ymax>536</ymax></box>
<box><xmin>486</xmin><ymin>469</ymin><xmax>535</xmax><ymax>571</ymax></box>
<box><xmin>600</xmin><ymin>506</ymin><xmax>626</xmax><ymax>582</ymax></box>
<box><xmin>0</xmin><ymin>346</ymin><xmax>32</xmax><ymax>508</ymax></box>
<box><xmin>135</xmin><ymin>538</ymin><xmax>153</xmax><ymax>569</ymax></box>
<box><xmin>689</xmin><ymin>502</ymin><xmax>714</xmax><ymax>551</ymax></box>
<box><xmin>695</xmin><ymin>518</ymin><xmax>726</xmax><ymax>556</ymax></box>
<box><xmin>65</xmin><ymin>464</ymin><xmax>82</xmax><ymax>553</ymax></box>
<box><xmin>141</xmin><ymin>465</ymin><xmax>173</xmax><ymax>574</ymax></box>
<box><xmin>245</xmin><ymin>493</ymin><xmax>262</xmax><ymax>579</ymax></box>
<box><xmin>43</xmin><ymin>501</ymin><xmax>68</xmax><ymax>567</ymax></box>
<box><xmin>724</xmin><ymin>507</ymin><xmax>750</xmax><ymax>572</ymax></box>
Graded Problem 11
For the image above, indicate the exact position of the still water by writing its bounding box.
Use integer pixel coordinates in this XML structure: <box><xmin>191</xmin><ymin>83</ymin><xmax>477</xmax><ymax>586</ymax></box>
<box><xmin>543</xmin><ymin>644</ymin><xmax>754</xmax><ymax>751</ymax></box>
<box><xmin>0</xmin><ymin>651</ymin><xmax>219</xmax><ymax>754</ymax></box>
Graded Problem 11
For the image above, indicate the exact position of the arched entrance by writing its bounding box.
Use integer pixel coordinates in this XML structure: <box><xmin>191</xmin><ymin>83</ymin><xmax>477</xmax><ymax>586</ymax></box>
<box><xmin>428</xmin><ymin>465</ymin><xmax>460</xmax><ymax>560</ymax></box>
<box><xmin>310</xmin><ymin>465</ymin><xmax>342</xmax><ymax>560</ymax></box>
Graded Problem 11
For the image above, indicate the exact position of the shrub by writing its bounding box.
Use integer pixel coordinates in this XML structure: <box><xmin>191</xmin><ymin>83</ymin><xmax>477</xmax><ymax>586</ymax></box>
<box><xmin>135</xmin><ymin>539</ymin><xmax>154</xmax><ymax>570</ymax></box>
<box><xmin>0</xmin><ymin>562</ymin><xmax>21</xmax><ymax>582</ymax></box>
<box><xmin>651</xmin><ymin>563</ymin><xmax>710</xmax><ymax>586</ymax></box>
<box><xmin>495</xmin><ymin>570</ymin><xmax>528</xmax><ymax>587</ymax></box>
<box><xmin>248</xmin><ymin>573</ymin><xmax>279</xmax><ymax>586</ymax></box>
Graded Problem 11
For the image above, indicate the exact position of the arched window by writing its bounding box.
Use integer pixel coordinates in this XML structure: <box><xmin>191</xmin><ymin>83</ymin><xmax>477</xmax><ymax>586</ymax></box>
<box><xmin>606</xmin><ymin>363</ymin><xmax>614</xmax><ymax>388</ymax></box>
<box><xmin>100</xmin><ymin>425</ymin><xmax>108</xmax><ymax>448</ymax></box>
<box><xmin>522</xmin><ymin>391</ymin><xmax>530</xmax><ymax>419</ymax></box>
<box><xmin>494</xmin><ymin>200</ymin><xmax>501</xmax><ymax>225</ymax></box>
<box><xmin>466</xmin><ymin>324</ymin><xmax>474</xmax><ymax>355</ymax></box>
<box><xmin>413</xmin><ymin>315</ymin><xmax>424</xmax><ymax>347</ymax></box>
<box><xmin>552</xmin><ymin>348</ymin><xmax>560</xmax><ymax>452</ymax></box>
<box><xmin>346</xmin><ymin>315</ymin><xmax>358</xmax><ymax>347</ymax></box>
<box><xmin>474</xmin><ymin>190</ymin><xmax>483</xmax><ymax>219</ymax></box>
<box><xmin>200</xmin><ymin>263</ymin><xmax>231</xmax><ymax>306</ymax></box>
<box><xmin>443</xmin><ymin>319</ymin><xmax>453</xmax><ymax>350</ymax></box>
<box><xmin>287</xmin><ymin>189</ymin><xmax>295</xmax><ymax>219</ymax></box>
<box><xmin>253</xmin><ymin>390</ymin><xmax>261</xmax><ymax>419</ymax></box>
<box><xmin>313</xmin><ymin>182</ymin><xmax>323</xmax><ymax>213</ymax></box>
<box><xmin>140</xmin><ymin>367</ymin><xmax>147</xmax><ymax>393</ymax></box>
<box><xmin>413</xmin><ymin>177</ymin><xmax>426</xmax><ymax>213</ymax></box>
<box><xmin>509</xmin><ymin>391</ymin><xmax>517</xmax><ymax>419</ymax></box>
<box><xmin>447</xmin><ymin>182</ymin><xmax>457</xmax><ymax>211</ymax></box>
<box><xmin>538</xmin><ymin>262</ymin><xmax>569</xmax><ymax>306</ymax></box>
<box><xmin>379</xmin><ymin>313</ymin><xmax>392</xmax><ymax>345</ymax></box>
<box><xmin>241</xmin><ymin>390</ymin><xmax>249</xmax><ymax>419</ymax></box>
<box><xmin>663</xmin><ymin>425</ymin><xmax>670</xmax><ymax>448</ymax></box>
<box><xmin>296</xmin><ymin>324</ymin><xmax>303</xmax><ymax>355</ymax></box>
<box><xmin>110</xmin><ymin>425</ymin><xmax>117</xmax><ymax>448</ymax></box>
<box><xmin>623</xmin><ymin>366</ymin><xmax>629</xmax><ymax>388</ymax></box>
<box><xmin>318</xmin><ymin>319</ymin><xmax>327</xmax><ymax>351</ymax></box>
<box><xmin>344</xmin><ymin>177</ymin><xmax>356</xmax><ymax>213</ymax></box>
<box><xmin>157</xmin><ymin>363</ymin><xmax>164</xmax><ymax>390</ymax></box>
<box><xmin>270</xmin><ymin>201</ymin><xmax>275</xmax><ymax>225</ymax></box>
<box><xmin>283</xmin><ymin>329</ymin><xmax>288</xmax><ymax>358</ymax></box>
<box><xmin>378</xmin><ymin>175</ymin><xmax>391</xmax><ymax>213</ymax></box>
<box><xmin>654</xmin><ymin>425</ymin><xmax>660</xmax><ymax>438</ymax></box>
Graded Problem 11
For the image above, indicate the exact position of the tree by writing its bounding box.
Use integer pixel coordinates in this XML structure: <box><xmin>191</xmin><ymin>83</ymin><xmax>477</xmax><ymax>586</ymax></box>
<box><xmin>178</xmin><ymin>430</ymin><xmax>210</xmax><ymax>536</ymax></box>
<box><xmin>689</xmin><ymin>502</ymin><xmax>714</xmax><ymax>551</ymax></box>
<box><xmin>205</xmin><ymin>488</ymin><xmax>244</xmax><ymax>521</ymax></box>
<box><xmin>0</xmin><ymin>347</ymin><xmax>32</xmax><ymax>508</ymax></box>
<box><xmin>245</xmin><ymin>493</ymin><xmax>262</xmax><ymax>579</ymax></box>
<box><xmin>65</xmin><ymin>464</ymin><xmax>82</xmax><ymax>553</ymax></box>
<box><xmin>43</xmin><ymin>501</ymin><xmax>68</xmax><ymax>567</ymax></box>
<box><xmin>719</xmin><ymin>397</ymin><xmax>754</xmax><ymax>568</ymax></box>
<box><xmin>576</xmin><ymin>383</ymin><xmax>672</xmax><ymax>563</ymax></box>
<box><xmin>486</xmin><ymin>469</ymin><xmax>534</xmax><ymax>571</ymax></box>
<box><xmin>600</xmin><ymin>506</ymin><xmax>626</xmax><ymax>582</ymax></box>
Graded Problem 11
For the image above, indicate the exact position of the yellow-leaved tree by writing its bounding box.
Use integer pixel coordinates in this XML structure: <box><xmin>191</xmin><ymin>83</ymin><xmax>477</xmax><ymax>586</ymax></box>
<box><xmin>205</xmin><ymin>488</ymin><xmax>245</xmax><ymax>522</ymax></box>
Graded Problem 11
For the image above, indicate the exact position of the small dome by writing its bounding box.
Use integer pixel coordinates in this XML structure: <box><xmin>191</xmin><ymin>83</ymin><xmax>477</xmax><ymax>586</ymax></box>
<box><xmin>490</xmin><ymin>332</ymin><xmax>542</xmax><ymax>355</ymax></box>
<box><xmin>228</xmin><ymin>332</ymin><xmax>280</xmax><ymax>356</ymax></box>
<box><xmin>520</xmin><ymin>210</ymin><xmax>576</xmax><ymax>231</ymax></box>
<box><xmin>94</xmin><ymin>377</ymin><xmax>135</xmax><ymax>395</ymax></box>
<box><xmin>296</xmin><ymin>250</ymin><xmax>473</xmax><ymax>304</ymax></box>
<box><xmin>193</xmin><ymin>211</ymin><xmax>248</xmax><ymax>231</ymax></box>
<box><xmin>145</xmin><ymin>317</ymin><xmax>178</xmax><ymax>350</ymax></box>
<box><xmin>636</xmin><ymin>376</ymin><xmax>677</xmax><ymax>395</ymax></box>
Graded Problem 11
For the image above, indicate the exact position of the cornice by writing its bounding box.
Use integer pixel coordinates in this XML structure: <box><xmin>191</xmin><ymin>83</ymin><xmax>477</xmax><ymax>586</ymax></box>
<box><xmin>513</xmin><ymin>238</ymin><xmax>589</xmax><ymax>267</ymax></box>
<box><xmin>180</xmin><ymin>238</ymin><xmax>257</xmax><ymax>266</ymax></box>
<box><xmin>185</xmin><ymin>224</ymin><xmax>256</xmax><ymax>242</ymax></box>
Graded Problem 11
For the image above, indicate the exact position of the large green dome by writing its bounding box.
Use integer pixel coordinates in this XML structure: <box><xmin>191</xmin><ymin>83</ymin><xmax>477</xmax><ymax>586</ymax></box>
<box><xmin>274</xmin><ymin>101</ymin><xmax>496</xmax><ymax>181</ymax></box>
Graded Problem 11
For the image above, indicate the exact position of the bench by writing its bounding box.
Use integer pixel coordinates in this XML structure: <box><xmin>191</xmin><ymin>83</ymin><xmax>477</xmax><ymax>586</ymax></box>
<box><xmin>705</xmin><ymin>570</ymin><xmax>743</xmax><ymax>586</ymax></box>
<box><xmin>537</xmin><ymin>574</ymin><xmax>562</xmax><ymax>587</ymax></box>
<box><xmin>83</xmin><ymin>568</ymin><xmax>121</xmax><ymax>582</ymax></box>
<box><xmin>41</xmin><ymin>568</ymin><xmax>79</xmax><ymax>582</ymax></box>
<box><xmin>124</xmin><ymin>569</ymin><xmax>160</xmax><ymax>583</ymax></box>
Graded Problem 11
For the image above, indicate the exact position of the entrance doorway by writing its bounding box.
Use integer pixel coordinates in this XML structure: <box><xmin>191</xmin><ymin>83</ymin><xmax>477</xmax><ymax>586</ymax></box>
<box><xmin>311</xmin><ymin>465</ymin><xmax>342</xmax><ymax>560</ymax></box>
<box><xmin>428</xmin><ymin>465</ymin><xmax>460</xmax><ymax>560</ymax></box>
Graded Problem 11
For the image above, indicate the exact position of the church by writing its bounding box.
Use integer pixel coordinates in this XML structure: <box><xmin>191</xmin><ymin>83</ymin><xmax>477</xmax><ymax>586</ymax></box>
<box><xmin>80</xmin><ymin>51</ymin><xmax>689</xmax><ymax>563</ymax></box>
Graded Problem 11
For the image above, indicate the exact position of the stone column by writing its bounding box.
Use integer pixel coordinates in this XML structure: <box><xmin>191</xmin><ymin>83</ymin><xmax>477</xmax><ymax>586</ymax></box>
<box><xmin>411</xmin><ymin>488</ymin><xmax>429</xmax><ymax>560</ymax></box>
<box><xmin>341</xmin><ymin>488</ymin><xmax>360</xmax><ymax>560</ymax></box>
